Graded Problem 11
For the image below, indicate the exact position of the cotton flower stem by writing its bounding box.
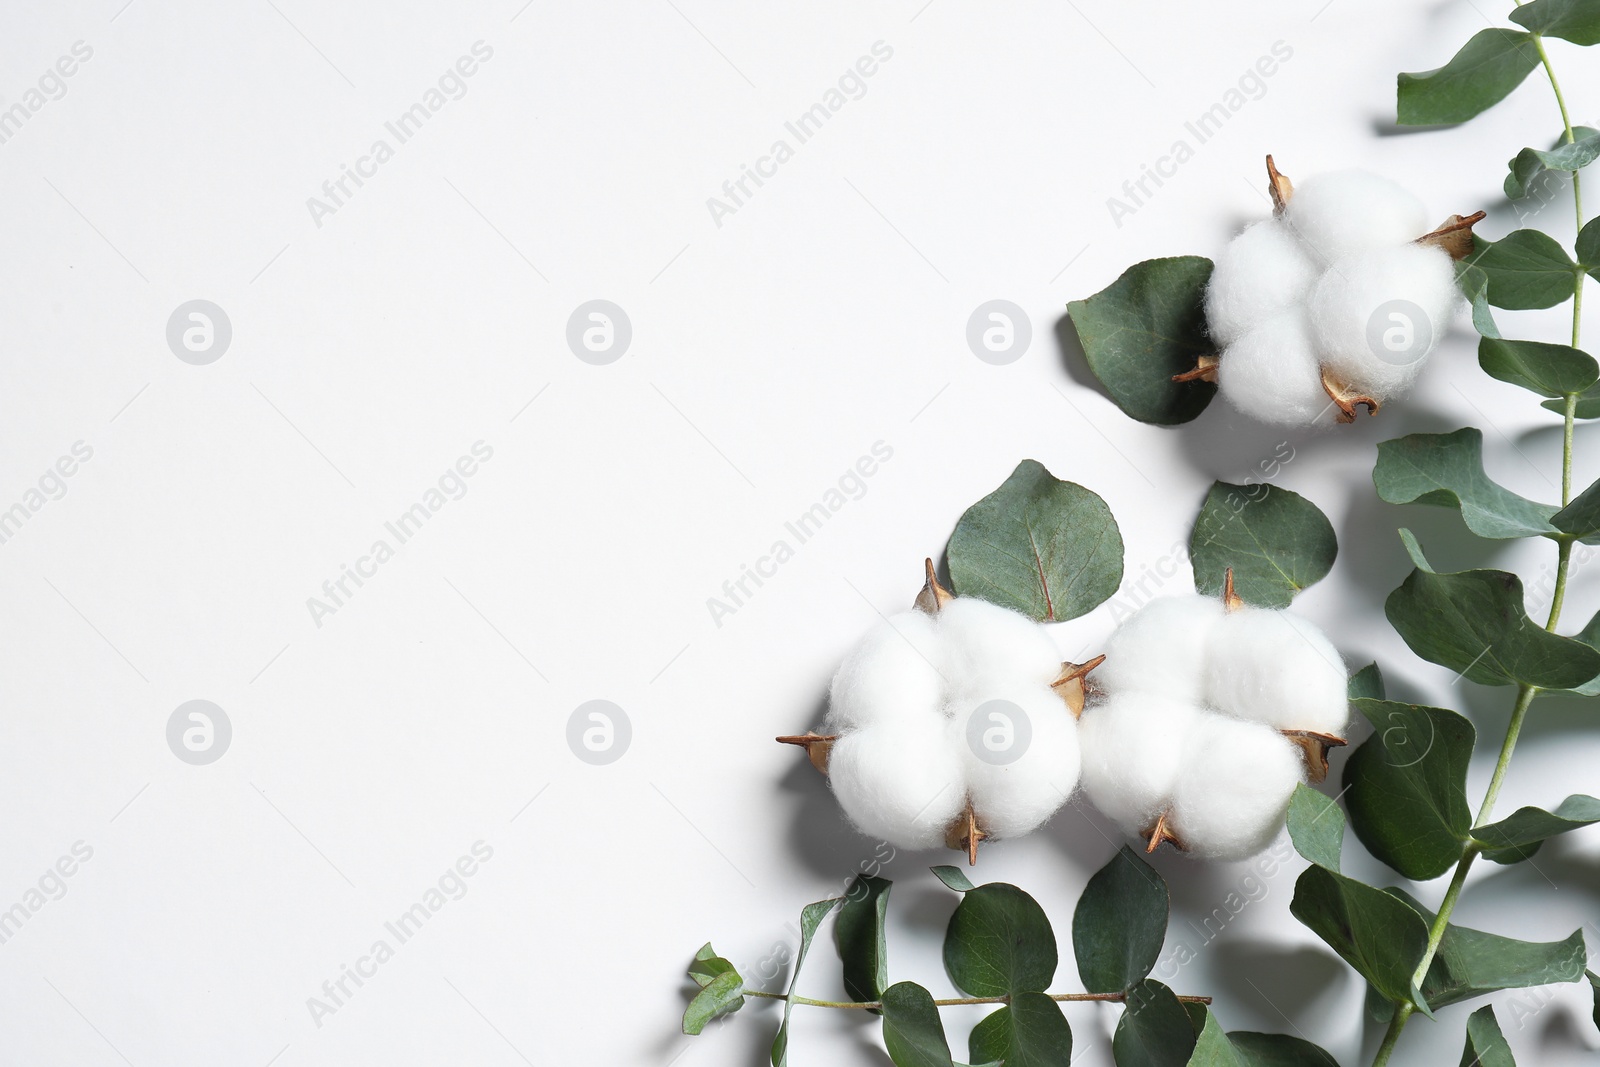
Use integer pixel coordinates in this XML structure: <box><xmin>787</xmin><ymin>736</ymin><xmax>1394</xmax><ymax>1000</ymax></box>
<box><xmin>1372</xmin><ymin>34</ymin><xmax>1585</xmax><ymax>1066</ymax></box>
<box><xmin>743</xmin><ymin>989</ymin><xmax>1214</xmax><ymax>1009</ymax></box>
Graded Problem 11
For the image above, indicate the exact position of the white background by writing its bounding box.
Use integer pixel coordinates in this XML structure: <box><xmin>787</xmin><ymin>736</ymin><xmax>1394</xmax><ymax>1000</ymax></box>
<box><xmin>0</xmin><ymin>1</ymin><xmax>1598</xmax><ymax>1064</ymax></box>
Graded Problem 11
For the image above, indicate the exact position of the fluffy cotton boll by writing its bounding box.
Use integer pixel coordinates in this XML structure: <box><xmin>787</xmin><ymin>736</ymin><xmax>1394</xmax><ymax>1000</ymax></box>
<box><xmin>1309</xmin><ymin>244</ymin><xmax>1459</xmax><ymax>398</ymax></box>
<box><xmin>1206</xmin><ymin>608</ymin><xmax>1349</xmax><ymax>735</ymax></box>
<box><xmin>1217</xmin><ymin>311</ymin><xmax>1338</xmax><ymax>427</ymax></box>
<box><xmin>827</xmin><ymin>718</ymin><xmax>968</xmax><ymax>849</ymax></box>
<box><xmin>825</xmin><ymin>611</ymin><xmax>945</xmax><ymax>731</ymax></box>
<box><xmin>1282</xmin><ymin>170</ymin><xmax>1429</xmax><ymax>259</ymax></box>
<box><xmin>1204</xmin><ymin>221</ymin><xmax>1322</xmax><ymax>347</ymax></box>
<box><xmin>1169</xmin><ymin>715</ymin><xmax>1304</xmax><ymax>861</ymax></box>
<box><xmin>1097</xmin><ymin>595</ymin><xmax>1226</xmax><ymax>703</ymax></box>
<box><xmin>937</xmin><ymin>597</ymin><xmax>1062</xmax><ymax>698</ymax></box>
<box><xmin>1077</xmin><ymin>693</ymin><xmax>1201</xmax><ymax>838</ymax></box>
<box><xmin>953</xmin><ymin>687</ymin><xmax>1081</xmax><ymax>839</ymax></box>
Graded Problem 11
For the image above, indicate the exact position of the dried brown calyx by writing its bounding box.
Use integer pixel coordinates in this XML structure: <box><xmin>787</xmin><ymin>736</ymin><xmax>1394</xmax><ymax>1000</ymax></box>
<box><xmin>1051</xmin><ymin>655</ymin><xmax>1106</xmax><ymax>719</ymax></box>
<box><xmin>914</xmin><ymin>557</ymin><xmax>954</xmax><ymax>614</ymax></box>
<box><xmin>1266</xmin><ymin>154</ymin><xmax>1293</xmax><ymax>215</ymax></box>
<box><xmin>775</xmin><ymin>732</ymin><xmax>836</xmax><ymax>773</ymax></box>
<box><xmin>1281</xmin><ymin>730</ymin><xmax>1348</xmax><ymax>784</ymax></box>
<box><xmin>945</xmin><ymin>800</ymin><xmax>988</xmax><ymax>865</ymax></box>
<box><xmin>1320</xmin><ymin>368</ymin><xmax>1380</xmax><ymax>424</ymax></box>
<box><xmin>1171</xmin><ymin>354</ymin><xmax>1220</xmax><ymax>385</ymax></box>
<box><xmin>1417</xmin><ymin>211</ymin><xmax>1486</xmax><ymax>261</ymax></box>
<box><xmin>1145</xmin><ymin>810</ymin><xmax>1185</xmax><ymax>854</ymax></box>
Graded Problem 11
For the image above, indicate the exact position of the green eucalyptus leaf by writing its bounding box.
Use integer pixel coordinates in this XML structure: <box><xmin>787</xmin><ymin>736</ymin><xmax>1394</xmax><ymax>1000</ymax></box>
<box><xmin>1228</xmin><ymin>1032</ymin><xmax>1341</xmax><ymax>1067</ymax></box>
<box><xmin>1373</xmin><ymin>429</ymin><xmax>1559</xmax><ymax>540</ymax></box>
<box><xmin>771</xmin><ymin>897</ymin><xmax>842</xmax><ymax>1066</ymax></box>
<box><xmin>1285</xmin><ymin>783</ymin><xmax>1345</xmax><ymax>872</ymax></box>
<box><xmin>1552</xmin><ymin>475</ymin><xmax>1600</xmax><ymax>541</ymax></box>
<box><xmin>683</xmin><ymin>969</ymin><xmax>745</xmax><ymax>1035</ymax></box>
<box><xmin>1579</xmin><ymin>216</ymin><xmax>1600</xmax><ymax>273</ymax></box>
<box><xmin>930</xmin><ymin>865</ymin><xmax>975</xmax><ymax>893</ymax></box>
<box><xmin>1349</xmin><ymin>662</ymin><xmax>1386</xmax><ymax>701</ymax></box>
<box><xmin>1067</xmin><ymin>256</ymin><xmax>1216</xmax><ymax>425</ymax></box>
<box><xmin>1397</xmin><ymin>29</ymin><xmax>1541</xmax><ymax>125</ymax></box>
<box><xmin>1189</xmin><ymin>481</ymin><xmax>1337</xmax><ymax>608</ymax></box>
<box><xmin>1478</xmin><ymin>337</ymin><xmax>1599</xmax><ymax>398</ymax></box>
<box><xmin>1186</xmin><ymin>1012</ymin><xmax>1245</xmax><ymax>1067</ymax></box>
<box><xmin>688</xmin><ymin>942</ymin><xmax>738</xmax><ymax>989</ymax></box>
<box><xmin>1511</xmin><ymin>0</ymin><xmax>1600</xmax><ymax>44</ymax></box>
<box><xmin>948</xmin><ymin>460</ymin><xmax>1124</xmax><ymax>622</ymax></box>
<box><xmin>1073</xmin><ymin>845</ymin><xmax>1169</xmax><ymax>994</ymax></box>
<box><xmin>944</xmin><ymin>882</ymin><xmax>1058</xmax><ymax>997</ymax></box>
<box><xmin>881</xmin><ymin>982</ymin><xmax>955</xmax><ymax>1067</ymax></box>
<box><xmin>1460</xmin><ymin>1004</ymin><xmax>1515</xmax><ymax>1067</ymax></box>
<box><xmin>1389</xmin><ymin>888</ymin><xmax>1587</xmax><ymax>1010</ymax></box>
<box><xmin>1472</xmin><ymin>795</ymin><xmax>1600</xmax><ymax>859</ymax></box>
<box><xmin>1505</xmin><ymin>127</ymin><xmax>1600</xmax><ymax>199</ymax></box>
<box><xmin>1289</xmin><ymin>865</ymin><xmax>1430</xmax><ymax>1005</ymax></box>
<box><xmin>1542</xmin><ymin>385</ymin><xmax>1600</xmax><ymax>419</ymax></box>
<box><xmin>968</xmin><ymin>993</ymin><xmax>1073</xmax><ymax>1067</ymax></box>
<box><xmin>1343</xmin><ymin>699</ymin><xmax>1474</xmax><ymax>880</ymax></box>
<box><xmin>1563</xmin><ymin>609</ymin><xmax>1600</xmax><ymax>696</ymax></box>
<box><xmin>1457</xmin><ymin>262</ymin><xmax>1501</xmax><ymax>338</ymax></box>
<box><xmin>1385</xmin><ymin>531</ymin><xmax>1600</xmax><ymax>688</ymax></box>
<box><xmin>837</xmin><ymin>875</ymin><xmax>892</xmax><ymax>1009</ymax></box>
<box><xmin>1588</xmin><ymin>969</ymin><xmax>1600</xmax><ymax>1031</ymax></box>
<box><xmin>1114</xmin><ymin>980</ymin><xmax>1199</xmax><ymax>1067</ymax></box>
<box><xmin>1469</xmin><ymin>229</ymin><xmax>1580</xmax><ymax>309</ymax></box>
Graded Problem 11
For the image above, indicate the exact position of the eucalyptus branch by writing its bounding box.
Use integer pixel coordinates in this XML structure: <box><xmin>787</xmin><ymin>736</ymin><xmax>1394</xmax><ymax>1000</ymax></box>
<box><xmin>1370</xmin><ymin>26</ymin><xmax>1589</xmax><ymax>1065</ymax></box>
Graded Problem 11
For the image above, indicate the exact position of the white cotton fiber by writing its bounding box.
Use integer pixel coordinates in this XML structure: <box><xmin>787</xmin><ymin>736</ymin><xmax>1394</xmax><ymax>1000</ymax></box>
<box><xmin>827</xmin><ymin>717</ymin><xmax>967</xmax><ymax>850</ymax></box>
<box><xmin>954</xmin><ymin>687</ymin><xmax>1082</xmax><ymax>839</ymax></box>
<box><xmin>1077</xmin><ymin>692</ymin><xmax>1201</xmax><ymax>837</ymax></box>
<box><xmin>826</xmin><ymin>611</ymin><xmax>945</xmax><ymax>731</ymax></box>
<box><xmin>1309</xmin><ymin>244</ymin><xmax>1459</xmax><ymax>398</ymax></box>
<box><xmin>1168</xmin><ymin>714</ymin><xmax>1304</xmax><ymax>861</ymax></box>
<box><xmin>1205</xmin><ymin>221</ymin><xmax>1322</xmax><ymax>347</ymax></box>
<box><xmin>1217</xmin><ymin>309</ymin><xmax>1336</xmax><ymax>427</ymax></box>
<box><xmin>937</xmin><ymin>597</ymin><xmax>1062</xmax><ymax>697</ymax></box>
<box><xmin>1097</xmin><ymin>595</ymin><xmax>1227</xmax><ymax>702</ymax></box>
<box><xmin>1282</xmin><ymin>170</ymin><xmax>1429</xmax><ymax>260</ymax></box>
<box><xmin>1205</xmin><ymin>608</ymin><xmax>1349</xmax><ymax>735</ymax></box>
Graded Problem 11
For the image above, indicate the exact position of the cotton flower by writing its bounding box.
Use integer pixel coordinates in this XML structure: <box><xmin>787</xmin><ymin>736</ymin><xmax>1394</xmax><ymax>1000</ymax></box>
<box><xmin>1188</xmin><ymin>157</ymin><xmax>1478</xmax><ymax>427</ymax></box>
<box><xmin>780</xmin><ymin>562</ymin><xmax>1097</xmax><ymax>862</ymax></box>
<box><xmin>1077</xmin><ymin>575</ymin><xmax>1350</xmax><ymax>861</ymax></box>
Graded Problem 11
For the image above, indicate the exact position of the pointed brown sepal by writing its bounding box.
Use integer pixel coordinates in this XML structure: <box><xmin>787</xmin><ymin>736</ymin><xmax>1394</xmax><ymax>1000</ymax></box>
<box><xmin>1266</xmin><ymin>154</ymin><xmax>1293</xmax><ymax>215</ymax></box>
<box><xmin>1171</xmin><ymin>354</ymin><xmax>1220</xmax><ymax>384</ymax></box>
<box><xmin>1417</xmin><ymin>211</ymin><xmax>1486</xmax><ymax>261</ymax></box>
<box><xmin>1281</xmin><ymin>730</ymin><xmax>1348</xmax><ymax>784</ymax></box>
<box><xmin>1320</xmin><ymin>368</ymin><xmax>1380</xmax><ymax>424</ymax></box>
<box><xmin>1051</xmin><ymin>654</ymin><xmax>1106</xmax><ymax>719</ymax></box>
<box><xmin>1221</xmin><ymin>568</ymin><xmax>1244</xmax><ymax>613</ymax></box>
<box><xmin>944</xmin><ymin>800</ymin><xmax>987</xmax><ymax>866</ymax></box>
<box><xmin>914</xmin><ymin>557</ymin><xmax>954</xmax><ymax>615</ymax></box>
<box><xmin>776</xmin><ymin>732</ymin><xmax>837</xmax><ymax>774</ymax></box>
<box><xmin>1144</xmin><ymin>810</ymin><xmax>1183</xmax><ymax>854</ymax></box>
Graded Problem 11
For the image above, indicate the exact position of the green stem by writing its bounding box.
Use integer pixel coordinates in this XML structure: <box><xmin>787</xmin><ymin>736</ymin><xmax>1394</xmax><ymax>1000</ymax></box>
<box><xmin>744</xmin><ymin>990</ymin><xmax>1213</xmax><ymax>1009</ymax></box>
